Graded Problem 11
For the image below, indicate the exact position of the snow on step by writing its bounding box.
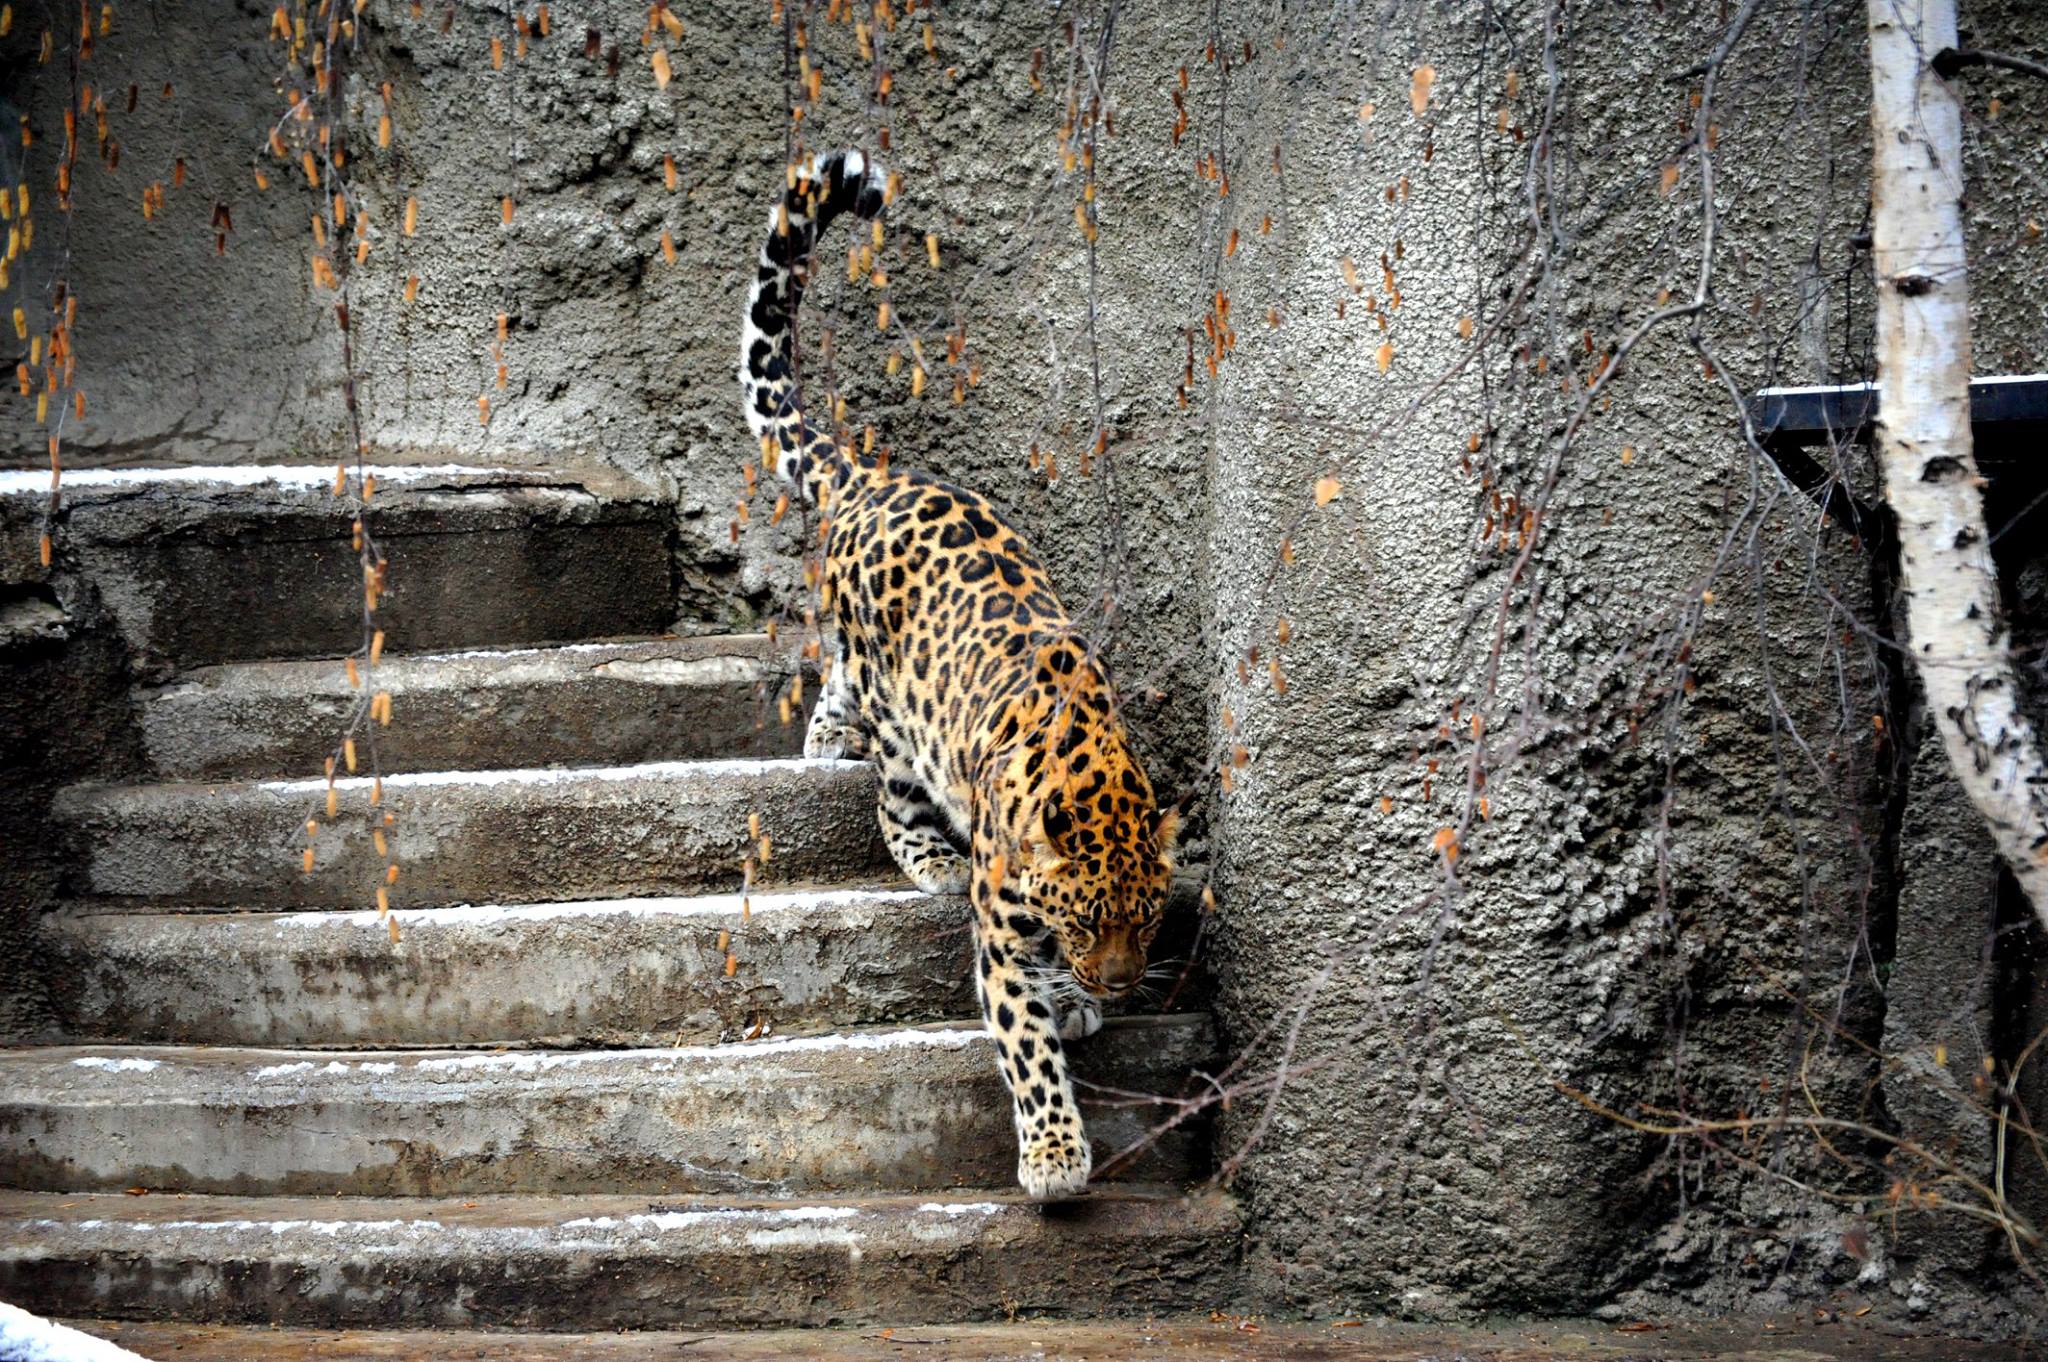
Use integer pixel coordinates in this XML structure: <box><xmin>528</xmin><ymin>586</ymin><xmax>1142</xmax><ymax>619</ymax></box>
<box><xmin>0</xmin><ymin>1187</ymin><xmax>1242</xmax><ymax>1330</ymax></box>
<box><xmin>0</xmin><ymin>1301</ymin><xmax>152</xmax><ymax>1362</ymax></box>
<box><xmin>253</xmin><ymin>755</ymin><xmax>862</xmax><ymax>793</ymax></box>
<box><xmin>53</xmin><ymin>759</ymin><xmax>891</xmax><ymax>911</ymax></box>
<box><xmin>0</xmin><ymin>1017</ymin><xmax>1214</xmax><ymax>1197</ymax></box>
<box><xmin>0</xmin><ymin>464</ymin><xmax>519</xmax><ymax>496</ymax></box>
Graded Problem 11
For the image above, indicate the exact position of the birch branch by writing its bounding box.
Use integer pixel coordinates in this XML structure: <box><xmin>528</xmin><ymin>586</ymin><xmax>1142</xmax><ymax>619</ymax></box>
<box><xmin>1867</xmin><ymin>0</ymin><xmax>2048</xmax><ymax>924</ymax></box>
<box><xmin>1932</xmin><ymin>46</ymin><xmax>2048</xmax><ymax>84</ymax></box>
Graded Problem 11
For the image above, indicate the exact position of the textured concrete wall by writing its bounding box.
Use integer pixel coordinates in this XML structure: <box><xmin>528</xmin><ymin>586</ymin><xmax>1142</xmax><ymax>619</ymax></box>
<box><xmin>2</xmin><ymin>0</ymin><xmax>2044</xmax><ymax>1328</ymax></box>
<box><xmin>1198</xmin><ymin>0</ymin><xmax>2043</xmax><ymax>1330</ymax></box>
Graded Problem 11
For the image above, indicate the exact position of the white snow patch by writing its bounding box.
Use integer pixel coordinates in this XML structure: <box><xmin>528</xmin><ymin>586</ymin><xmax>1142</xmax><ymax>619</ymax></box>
<box><xmin>916</xmin><ymin>1201</ymin><xmax>1003</xmax><ymax>1216</ymax></box>
<box><xmin>241</xmin><ymin>1058</ymin><xmax>398</xmax><ymax>1079</ymax></box>
<box><xmin>249</xmin><ymin>1059</ymin><xmax>393</xmax><ymax>1080</ymax></box>
<box><xmin>409</xmin><ymin>1027</ymin><xmax>980</xmax><ymax>1074</ymax></box>
<box><xmin>0</xmin><ymin>463</ymin><xmax>518</xmax><ymax>498</ymax></box>
<box><xmin>254</xmin><ymin>756</ymin><xmax>862</xmax><ymax>795</ymax></box>
<box><xmin>276</xmin><ymin>887</ymin><xmax>928</xmax><ymax>931</ymax></box>
<box><xmin>68</xmin><ymin>1057</ymin><xmax>161</xmax><ymax>1074</ymax></box>
<box><xmin>0</xmin><ymin>1301</ymin><xmax>156</xmax><ymax>1362</ymax></box>
<box><xmin>560</xmin><ymin>1205</ymin><xmax>858</xmax><ymax>1233</ymax></box>
<box><xmin>404</xmin><ymin>640</ymin><xmax>628</xmax><ymax>664</ymax></box>
<box><xmin>249</xmin><ymin>1062</ymin><xmax>315</xmax><ymax>1080</ymax></box>
<box><xmin>203</xmin><ymin>1028</ymin><xmax>975</xmax><ymax>1083</ymax></box>
<box><xmin>773</xmin><ymin>1205</ymin><xmax>862</xmax><ymax>1221</ymax></box>
<box><xmin>25</xmin><ymin>1217</ymin><xmax>439</xmax><ymax>1237</ymax></box>
<box><xmin>592</xmin><ymin>655</ymin><xmax>768</xmax><ymax>687</ymax></box>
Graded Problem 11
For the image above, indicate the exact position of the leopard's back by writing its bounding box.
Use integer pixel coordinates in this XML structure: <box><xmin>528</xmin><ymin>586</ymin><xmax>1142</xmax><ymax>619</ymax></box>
<box><xmin>823</xmin><ymin>467</ymin><xmax>1071</xmax><ymax>818</ymax></box>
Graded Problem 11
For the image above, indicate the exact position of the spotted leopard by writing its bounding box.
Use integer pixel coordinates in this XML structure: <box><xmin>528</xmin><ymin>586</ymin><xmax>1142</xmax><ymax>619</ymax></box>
<box><xmin>738</xmin><ymin>149</ymin><xmax>1179</xmax><ymax>1200</ymax></box>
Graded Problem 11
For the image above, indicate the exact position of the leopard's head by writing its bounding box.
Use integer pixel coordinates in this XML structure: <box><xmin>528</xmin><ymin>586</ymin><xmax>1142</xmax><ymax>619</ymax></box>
<box><xmin>1023</xmin><ymin>761</ymin><xmax>1180</xmax><ymax>999</ymax></box>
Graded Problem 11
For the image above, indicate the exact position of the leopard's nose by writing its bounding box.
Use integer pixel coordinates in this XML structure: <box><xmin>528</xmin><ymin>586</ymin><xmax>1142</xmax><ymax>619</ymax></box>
<box><xmin>1098</xmin><ymin>950</ymin><xmax>1144</xmax><ymax>993</ymax></box>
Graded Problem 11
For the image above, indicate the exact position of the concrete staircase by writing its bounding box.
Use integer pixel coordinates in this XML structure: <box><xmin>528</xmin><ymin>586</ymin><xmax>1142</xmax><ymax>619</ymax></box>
<box><xmin>0</xmin><ymin>466</ymin><xmax>1238</xmax><ymax>1335</ymax></box>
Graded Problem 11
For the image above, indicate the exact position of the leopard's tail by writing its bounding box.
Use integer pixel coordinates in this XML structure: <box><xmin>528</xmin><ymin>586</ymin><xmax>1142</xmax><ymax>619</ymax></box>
<box><xmin>739</xmin><ymin>149</ymin><xmax>889</xmax><ymax>507</ymax></box>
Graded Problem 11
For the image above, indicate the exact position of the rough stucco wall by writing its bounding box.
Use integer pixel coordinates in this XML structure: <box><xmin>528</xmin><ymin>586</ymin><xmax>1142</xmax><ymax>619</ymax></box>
<box><xmin>1</xmin><ymin>0</ymin><xmax>2043</xmax><ymax>1328</ymax></box>
<box><xmin>1201</xmin><ymin>0</ymin><xmax>2039</xmax><ymax>1331</ymax></box>
<box><xmin>1203</xmin><ymin>11</ymin><xmax>1700</xmax><ymax>1312</ymax></box>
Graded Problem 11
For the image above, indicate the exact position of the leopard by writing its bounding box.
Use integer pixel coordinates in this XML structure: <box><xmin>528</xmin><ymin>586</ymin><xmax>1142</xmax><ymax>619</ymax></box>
<box><xmin>737</xmin><ymin>149</ymin><xmax>1179</xmax><ymax>1200</ymax></box>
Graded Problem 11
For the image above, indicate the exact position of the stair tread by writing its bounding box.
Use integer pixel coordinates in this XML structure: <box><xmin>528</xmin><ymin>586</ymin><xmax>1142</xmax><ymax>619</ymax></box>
<box><xmin>46</xmin><ymin>1316</ymin><xmax>2003</xmax><ymax>1362</ymax></box>
<box><xmin>129</xmin><ymin>633</ymin><xmax>803</xmax><ymax>781</ymax></box>
<box><xmin>50</xmin><ymin>883</ymin><xmax>931</xmax><ymax>924</ymax></box>
<box><xmin>1</xmin><ymin>1182</ymin><xmax>1230</xmax><ymax>1231</ymax></box>
<box><xmin>54</xmin><ymin>757</ymin><xmax>891</xmax><ymax>910</ymax></box>
<box><xmin>7</xmin><ymin>463</ymin><xmax>674</xmax><ymax>670</ymax></box>
<box><xmin>137</xmin><ymin>632</ymin><xmax>784</xmax><ymax>693</ymax></box>
<box><xmin>2</xmin><ymin>1014</ymin><xmax>1208</xmax><ymax>1082</ymax></box>
<box><xmin>0</xmin><ymin>1019</ymin><xmax>1214</xmax><ymax>1198</ymax></box>
<box><xmin>1</xmin><ymin>461</ymin><xmax>649</xmax><ymax>500</ymax></box>
<box><xmin>63</xmin><ymin>754</ymin><xmax>865</xmax><ymax>801</ymax></box>
<box><xmin>45</xmin><ymin>886</ymin><xmax>974</xmax><ymax>1048</ymax></box>
<box><xmin>1</xmin><ymin>1185</ymin><xmax>1240</xmax><ymax>1330</ymax></box>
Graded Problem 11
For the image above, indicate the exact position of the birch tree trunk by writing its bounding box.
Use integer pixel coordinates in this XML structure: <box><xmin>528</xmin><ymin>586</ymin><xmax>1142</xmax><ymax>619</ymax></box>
<box><xmin>1867</xmin><ymin>0</ymin><xmax>2048</xmax><ymax>923</ymax></box>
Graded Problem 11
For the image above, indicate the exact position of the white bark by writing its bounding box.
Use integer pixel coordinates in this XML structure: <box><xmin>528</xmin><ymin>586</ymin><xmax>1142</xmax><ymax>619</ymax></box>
<box><xmin>1867</xmin><ymin>0</ymin><xmax>2048</xmax><ymax>923</ymax></box>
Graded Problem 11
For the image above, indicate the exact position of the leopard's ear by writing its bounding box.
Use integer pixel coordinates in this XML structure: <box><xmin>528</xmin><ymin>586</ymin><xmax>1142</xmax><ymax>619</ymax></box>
<box><xmin>1023</xmin><ymin>838</ymin><xmax>1068</xmax><ymax>878</ymax></box>
<box><xmin>1150</xmin><ymin>805</ymin><xmax>1182</xmax><ymax>866</ymax></box>
<box><xmin>1029</xmin><ymin>801</ymin><xmax>1070</xmax><ymax>876</ymax></box>
<box><xmin>1031</xmin><ymin>850</ymin><xmax>1069</xmax><ymax>877</ymax></box>
<box><xmin>1152</xmin><ymin>806</ymin><xmax>1181</xmax><ymax>853</ymax></box>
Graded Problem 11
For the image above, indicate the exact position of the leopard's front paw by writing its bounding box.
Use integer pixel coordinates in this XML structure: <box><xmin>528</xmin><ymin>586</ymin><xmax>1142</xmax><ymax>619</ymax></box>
<box><xmin>803</xmin><ymin>724</ymin><xmax>866</xmax><ymax>761</ymax></box>
<box><xmin>905</xmin><ymin>853</ymin><xmax>972</xmax><ymax>897</ymax></box>
<box><xmin>1016</xmin><ymin>1124</ymin><xmax>1092</xmax><ymax>1200</ymax></box>
<box><xmin>1057</xmin><ymin>999</ymin><xmax>1103</xmax><ymax>1041</ymax></box>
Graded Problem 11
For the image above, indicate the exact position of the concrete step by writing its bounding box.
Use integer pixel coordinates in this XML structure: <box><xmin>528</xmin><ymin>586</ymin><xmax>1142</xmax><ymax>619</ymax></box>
<box><xmin>131</xmin><ymin>635</ymin><xmax>804</xmax><ymax>783</ymax></box>
<box><xmin>53</xmin><ymin>758</ymin><xmax>890</xmax><ymax>911</ymax></box>
<box><xmin>2</xmin><ymin>464</ymin><xmax>673</xmax><ymax>671</ymax></box>
<box><xmin>0</xmin><ymin>1187</ymin><xmax>1242</xmax><ymax>1329</ymax></box>
<box><xmin>44</xmin><ymin>888</ymin><xmax>972</xmax><ymax>1047</ymax></box>
<box><xmin>0</xmin><ymin>1018</ymin><xmax>1211</xmax><ymax>1197</ymax></box>
<box><xmin>50</xmin><ymin>1317</ymin><xmax>2012</xmax><ymax>1362</ymax></box>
